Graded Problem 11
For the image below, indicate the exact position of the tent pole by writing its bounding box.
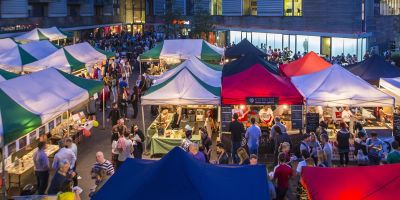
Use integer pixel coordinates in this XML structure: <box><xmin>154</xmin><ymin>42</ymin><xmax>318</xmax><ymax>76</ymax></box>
<box><xmin>102</xmin><ymin>88</ymin><xmax>105</xmax><ymax>129</ymax></box>
<box><xmin>305</xmin><ymin>101</ymin><xmax>308</xmax><ymax>134</ymax></box>
<box><xmin>141</xmin><ymin>105</ymin><xmax>147</xmax><ymax>153</ymax></box>
<box><xmin>1</xmin><ymin>138</ymin><xmax>6</xmax><ymax>199</ymax></box>
<box><xmin>218</xmin><ymin>106</ymin><xmax>222</xmax><ymax>140</ymax></box>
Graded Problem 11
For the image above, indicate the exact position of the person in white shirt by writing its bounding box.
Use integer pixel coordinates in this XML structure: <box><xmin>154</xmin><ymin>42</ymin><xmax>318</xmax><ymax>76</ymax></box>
<box><xmin>65</xmin><ymin>137</ymin><xmax>78</xmax><ymax>158</ymax></box>
<box><xmin>52</xmin><ymin>143</ymin><xmax>77</xmax><ymax>170</ymax></box>
<box><xmin>296</xmin><ymin>150</ymin><xmax>315</xmax><ymax>175</ymax></box>
<box><xmin>341</xmin><ymin>107</ymin><xmax>353</xmax><ymax>128</ymax></box>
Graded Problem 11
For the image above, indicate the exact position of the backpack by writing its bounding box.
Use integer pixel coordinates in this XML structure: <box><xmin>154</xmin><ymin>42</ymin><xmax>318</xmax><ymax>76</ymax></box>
<box><xmin>293</xmin><ymin>142</ymin><xmax>308</xmax><ymax>158</ymax></box>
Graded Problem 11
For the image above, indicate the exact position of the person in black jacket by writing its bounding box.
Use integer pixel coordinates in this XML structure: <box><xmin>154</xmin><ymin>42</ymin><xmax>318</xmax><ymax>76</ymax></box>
<box><xmin>216</xmin><ymin>143</ymin><xmax>229</xmax><ymax>164</ymax></box>
<box><xmin>130</xmin><ymin>86</ymin><xmax>139</xmax><ymax>119</ymax></box>
<box><xmin>107</xmin><ymin>103</ymin><xmax>121</xmax><ymax>126</ymax></box>
<box><xmin>336</xmin><ymin>122</ymin><xmax>351</xmax><ymax>166</ymax></box>
<box><xmin>131</xmin><ymin>124</ymin><xmax>145</xmax><ymax>159</ymax></box>
<box><xmin>229</xmin><ymin>113</ymin><xmax>245</xmax><ymax>164</ymax></box>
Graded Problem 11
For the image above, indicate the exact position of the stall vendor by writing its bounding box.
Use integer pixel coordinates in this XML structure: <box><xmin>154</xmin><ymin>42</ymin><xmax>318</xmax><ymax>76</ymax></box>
<box><xmin>259</xmin><ymin>106</ymin><xmax>274</xmax><ymax>125</ymax></box>
<box><xmin>341</xmin><ymin>107</ymin><xmax>353</xmax><ymax>126</ymax></box>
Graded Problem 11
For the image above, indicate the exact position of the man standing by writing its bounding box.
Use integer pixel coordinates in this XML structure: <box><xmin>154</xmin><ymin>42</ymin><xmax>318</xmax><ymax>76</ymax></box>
<box><xmin>33</xmin><ymin>142</ymin><xmax>50</xmax><ymax>195</ymax></box>
<box><xmin>270</xmin><ymin>117</ymin><xmax>287</xmax><ymax>141</ymax></box>
<box><xmin>366</xmin><ymin>132</ymin><xmax>384</xmax><ymax>165</ymax></box>
<box><xmin>387</xmin><ymin>141</ymin><xmax>400</xmax><ymax>164</ymax></box>
<box><xmin>117</xmin><ymin>132</ymin><xmax>133</xmax><ymax>169</ymax></box>
<box><xmin>245</xmin><ymin>118</ymin><xmax>262</xmax><ymax>155</ymax></box>
<box><xmin>93</xmin><ymin>151</ymin><xmax>115</xmax><ymax>176</ymax></box>
<box><xmin>229</xmin><ymin>113</ymin><xmax>245</xmax><ymax>164</ymax></box>
<box><xmin>132</xmin><ymin>125</ymin><xmax>145</xmax><ymax>159</ymax></box>
<box><xmin>108</xmin><ymin>103</ymin><xmax>121</xmax><ymax>127</ymax></box>
<box><xmin>52</xmin><ymin>142</ymin><xmax>77</xmax><ymax>171</ymax></box>
<box><xmin>273</xmin><ymin>153</ymin><xmax>293</xmax><ymax>200</ymax></box>
<box><xmin>216</xmin><ymin>143</ymin><xmax>229</xmax><ymax>164</ymax></box>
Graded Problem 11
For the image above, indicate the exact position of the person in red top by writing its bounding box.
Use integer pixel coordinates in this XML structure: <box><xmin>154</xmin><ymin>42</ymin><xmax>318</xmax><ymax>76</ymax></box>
<box><xmin>273</xmin><ymin>152</ymin><xmax>293</xmax><ymax>200</ymax></box>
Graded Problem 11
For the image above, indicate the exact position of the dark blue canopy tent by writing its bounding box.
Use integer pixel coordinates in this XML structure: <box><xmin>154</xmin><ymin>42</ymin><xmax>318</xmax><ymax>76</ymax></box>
<box><xmin>345</xmin><ymin>55</ymin><xmax>400</xmax><ymax>85</ymax></box>
<box><xmin>93</xmin><ymin>147</ymin><xmax>270</xmax><ymax>200</ymax></box>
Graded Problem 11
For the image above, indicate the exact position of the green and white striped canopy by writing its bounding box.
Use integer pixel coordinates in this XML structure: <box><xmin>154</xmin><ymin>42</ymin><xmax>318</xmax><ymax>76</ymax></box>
<box><xmin>25</xmin><ymin>42</ymin><xmax>111</xmax><ymax>73</ymax></box>
<box><xmin>14</xmin><ymin>27</ymin><xmax>70</xmax><ymax>43</ymax></box>
<box><xmin>139</xmin><ymin>39</ymin><xmax>224</xmax><ymax>61</ymax></box>
<box><xmin>0</xmin><ymin>68</ymin><xmax>103</xmax><ymax>145</ymax></box>
<box><xmin>0</xmin><ymin>40</ymin><xmax>59</xmax><ymax>73</ymax></box>
<box><xmin>142</xmin><ymin>58</ymin><xmax>221</xmax><ymax>105</ymax></box>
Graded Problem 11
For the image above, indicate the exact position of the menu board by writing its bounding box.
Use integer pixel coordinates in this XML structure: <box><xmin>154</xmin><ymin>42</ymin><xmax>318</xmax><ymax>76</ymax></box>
<box><xmin>221</xmin><ymin>106</ymin><xmax>232</xmax><ymax>132</ymax></box>
<box><xmin>246</xmin><ymin>97</ymin><xmax>278</xmax><ymax>105</ymax></box>
<box><xmin>291</xmin><ymin>105</ymin><xmax>303</xmax><ymax>129</ymax></box>
<box><xmin>48</xmin><ymin>120</ymin><xmax>55</xmax><ymax>132</ymax></box>
<box><xmin>306</xmin><ymin>113</ymin><xmax>319</xmax><ymax>133</ymax></box>
<box><xmin>393</xmin><ymin>113</ymin><xmax>400</xmax><ymax>136</ymax></box>
<box><xmin>29</xmin><ymin>131</ymin><xmax>37</xmax><ymax>144</ymax></box>
<box><xmin>18</xmin><ymin>136</ymin><xmax>27</xmax><ymax>150</ymax></box>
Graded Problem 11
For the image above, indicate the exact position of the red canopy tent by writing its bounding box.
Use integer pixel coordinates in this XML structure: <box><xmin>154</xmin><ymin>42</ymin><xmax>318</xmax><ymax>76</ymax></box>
<box><xmin>301</xmin><ymin>164</ymin><xmax>400</xmax><ymax>200</ymax></box>
<box><xmin>280</xmin><ymin>51</ymin><xmax>331</xmax><ymax>77</ymax></box>
<box><xmin>222</xmin><ymin>55</ymin><xmax>304</xmax><ymax>105</ymax></box>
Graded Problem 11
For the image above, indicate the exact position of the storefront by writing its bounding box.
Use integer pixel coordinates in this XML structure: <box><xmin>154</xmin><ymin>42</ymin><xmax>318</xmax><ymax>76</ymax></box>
<box><xmin>219</xmin><ymin>30</ymin><xmax>370</xmax><ymax>61</ymax></box>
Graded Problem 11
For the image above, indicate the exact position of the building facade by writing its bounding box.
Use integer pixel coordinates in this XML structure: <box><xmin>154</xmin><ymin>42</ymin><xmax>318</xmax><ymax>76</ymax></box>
<box><xmin>146</xmin><ymin>0</ymin><xmax>400</xmax><ymax>59</ymax></box>
<box><xmin>0</xmin><ymin>0</ymin><xmax>146</xmax><ymax>39</ymax></box>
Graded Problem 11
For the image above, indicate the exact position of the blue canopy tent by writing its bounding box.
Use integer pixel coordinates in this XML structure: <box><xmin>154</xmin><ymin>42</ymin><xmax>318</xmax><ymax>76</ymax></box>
<box><xmin>93</xmin><ymin>147</ymin><xmax>269</xmax><ymax>200</ymax></box>
<box><xmin>345</xmin><ymin>55</ymin><xmax>400</xmax><ymax>85</ymax></box>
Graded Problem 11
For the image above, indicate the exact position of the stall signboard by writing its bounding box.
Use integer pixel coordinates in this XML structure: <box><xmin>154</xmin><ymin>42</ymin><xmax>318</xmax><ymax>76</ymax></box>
<box><xmin>221</xmin><ymin>106</ymin><xmax>232</xmax><ymax>132</ymax></box>
<box><xmin>393</xmin><ymin>113</ymin><xmax>400</xmax><ymax>137</ymax></box>
<box><xmin>291</xmin><ymin>105</ymin><xmax>303</xmax><ymax>129</ymax></box>
<box><xmin>246</xmin><ymin>97</ymin><xmax>278</xmax><ymax>105</ymax></box>
<box><xmin>306</xmin><ymin>113</ymin><xmax>319</xmax><ymax>133</ymax></box>
<box><xmin>18</xmin><ymin>136</ymin><xmax>27</xmax><ymax>150</ymax></box>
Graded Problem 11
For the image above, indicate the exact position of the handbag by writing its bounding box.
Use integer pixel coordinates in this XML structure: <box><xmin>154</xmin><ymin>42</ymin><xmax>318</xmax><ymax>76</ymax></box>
<box><xmin>241</xmin><ymin>137</ymin><xmax>247</xmax><ymax>147</ymax></box>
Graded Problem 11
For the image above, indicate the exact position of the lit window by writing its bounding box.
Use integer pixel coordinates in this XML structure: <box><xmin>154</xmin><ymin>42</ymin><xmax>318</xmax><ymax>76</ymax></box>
<box><xmin>243</xmin><ymin>0</ymin><xmax>257</xmax><ymax>15</ymax></box>
<box><xmin>380</xmin><ymin>0</ymin><xmax>400</xmax><ymax>15</ymax></box>
<box><xmin>284</xmin><ymin>0</ymin><xmax>302</xmax><ymax>16</ymax></box>
<box><xmin>211</xmin><ymin>0</ymin><xmax>222</xmax><ymax>15</ymax></box>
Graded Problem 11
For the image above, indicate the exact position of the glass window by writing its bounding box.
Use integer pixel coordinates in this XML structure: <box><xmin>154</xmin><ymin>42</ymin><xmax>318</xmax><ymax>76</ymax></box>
<box><xmin>267</xmin><ymin>33</ymin><xmax>275</xmax><ymax>49</ymax></box>
<box><xmin>380</xmin><ymin>0</ymin><xmax>400</xmax><ymax>15</ymax></box>
<box><xmin>266</xmin><ymin>33</ymin><xmax>282</xmax><ymax>50</ymax></box>
<box><xmin>343</xmin><ymin>38</ymin><xmax>357</xmax><ymax>57</ymax></box>
<box><xmin>211</xmin><ymin>0</ymin><xmax>222</xmax><ymax>15</ymax></box>
<box><xmin>283</xmin><ymin>35</ymin><xmax>289</xmax><ymax>50</ymax></box>
<box><xmin>275</xmin><ymin>34</ymin><xmax>283</xmax><ymax>50</ymax></box>
<box><xmin>230</xmin><ymin>31</ymin><xmax>242</xmax><ymax>45</ymax></box>
<box><xmin>284</xmin><ymin>0</ymin><xmax>302</xmax><ymax>16</ymax></box>
<box><xmin>357</xmin><ymin>38</ymin><xmax>363</xmax><ymax>61</ymax></box>
<box><xmin>332</xmin><ymin>37</ymin><xmax>344</xmax><ymax>58</ymax></box>
<box><xmin>296</xmin><ymin>35</ymin><xmax>320</xmax><ymax>54</ymax></box>
<box><xmin>362</xmin><ymin>38</ymin><xmax>367</xmax><ymax>59</ymax></box>
<box><xmin>290</xmin><ymin>35</ymin><xmax>296</xmax><ymax>53</ymax></box>
<box><xmin>252</xmin><ymin>32</ymin><xmax>266</xmax><ymax>48</ymax></box>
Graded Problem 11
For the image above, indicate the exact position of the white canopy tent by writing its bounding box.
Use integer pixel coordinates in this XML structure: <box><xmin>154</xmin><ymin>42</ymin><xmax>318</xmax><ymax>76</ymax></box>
<box><xmin>142</xmin><ymin>67</ymin><xmax>220</xmax><ymax>105</ymax></box>
<box><xmin>159</xmin><ymin>39</ymin><xmax>224</xmax><ymax>60</ymax></box>
<box><xmin>14</xmin><ymin>27</ymin><xmax>68</xmax><ymax>43</ymax></box>
<box><xmin>291</xmin><ymin>64</ymin><xmax>395</xmax><ymax>107</ymax></box>
<box><xmin>153</xmin><ymin>57</ymin><xmax>222</xmax><ymax>87</ymax></box>
<box><xmin>379</xmin><ymin>77</ymin><xmax>400</xmax><ymax>105</ymax></box>
<box><xmin>64</xmin><ymin>42</ymin><xmax>107</xmax><ymax>64</ymax></box>
<box><xmin>0</xmin><ymin>38</ymin><xmax>18</xmax><ymax>53</ymax></box>
<box><xmin>20</xmin><ymin>40</ymin><xmax>59</xmax><ymax>60</ymax></box>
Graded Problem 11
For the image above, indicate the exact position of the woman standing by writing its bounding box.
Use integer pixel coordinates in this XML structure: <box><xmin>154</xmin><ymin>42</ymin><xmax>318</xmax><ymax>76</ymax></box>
<box><xmin>237</xmin><ymin>147</ymin><xmax>250</xmax><ymax>165</ymax></box>
<box><xmin>204</xmin><ymin>110</ymin><xmax>215</xmax><ymax>138</ymax></box>
<box><xmin>118</xmin><ymin>88</ymin><xmax>129</xmax><ymax>120</ymax></box>
<box><xmin>131</xmin><ymin>124</ymin><xmax>145</xmax><ymax>159</ymax></box>
<box><xmin>336</xmin><ymin>122</ymin><xmax>351</xmax><ymax>166</ymax></box>
<box><xmin>130</xmin><ymin>86</ymin><xmax>139</xmax><ymax>119</ymax></box>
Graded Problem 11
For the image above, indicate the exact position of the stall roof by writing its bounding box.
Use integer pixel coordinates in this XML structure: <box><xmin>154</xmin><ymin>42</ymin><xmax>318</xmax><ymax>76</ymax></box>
<box><xmin>142</xmin><ymin>67</ymin><xmax>220</xmax><ymax>105</ymax></box>
<box><xmin>93</xmin><ymin>147</ymin><xmax>269</xmax><ymax>200</ymax></box>
<box><xmin>14</xmin><ymin>27</ymin><xmax>70</xmax><ymax>43</ymax></box>
<box><xmin>154</xmin><ymin>56</ymin><xmax>221</xmax><ymax>87</ymax></box>
<box><xmin>345</xmin><ymin>55</ymin><xmax>400</xmax><ymax>85</ymax></box>
<box><xmin>280</xmin><ymin>51</ymin><xmax>331</xmax><ymax>77</ymax></box>
<box><xmin>223</xmin><ymin>53</ymin><xmax>279</xmax><ymax>77</ymax></box>
<box><xmin>0</xmin><ymin>68</ymin><xmax>103</xmax><ymax>145</ymax></box>
<box><xmin>291</xmin><ymin>64</ymin><xmax>394</xmax><ymax>107</ymax></box>
<box><xmin>222</xmin><ymin>56</ymin><xmax>304</xmax><ymax>105</ymax></box>
<box><xmin>20</xmin><ymin>40</ymin><xmax>60</xmax><ymax>60</ymax></box>
<box><xmin>139</xmin><ymin>39</ymin><xmax>224</xmax><ymax>61</ymax></box>
<box><xmin>0</xmin><ymin>46</ymin><xmax>37</xmax><ymax>72</ymax></box>
<box><xmin>0</xmin><ymin>69</ymin><xmax>19</xmax><ymax>82</ymax></box>
<box><xmin>64</xmin><ymin>42</ymin><xmax>107</xmax><ymax>65</ymax></box>
<box><xmin>0</xmin><ymin>38</ymin><xmax>18</xmax><ymax>53</ymax></box>
<box><xmin>301</xmin><ymin>164</ymin><xmax>400</xmax><ymax>200</ymax></box>
<box><xmin>225</xmin><ymin>38</ymin><xmax>266</xmax><ymax>59</ymax></box>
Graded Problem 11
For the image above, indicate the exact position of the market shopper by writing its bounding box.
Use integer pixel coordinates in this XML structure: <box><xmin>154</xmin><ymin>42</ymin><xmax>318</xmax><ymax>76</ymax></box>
<box><xmin>52</xmin><ymin>142</ymin><xmax>77</xmax><ymax>170</ymax></box>
<box><xmin>387</xmin><ymin>141</ymin><xmax>400</xmax><ymax>164</ymax></box>
<box><xmin>93</xmin><ymin>151</ymin><xmax>115</xmax><ymax>176</ymax></box>
<box><xmin>130</xmin><ymin>86</ymin><xmax>140</xmax><ymax>119</ymax></box>
<box><xmin>366</xmin><ymin>132</ymin><xmax>384</xmax><ymax>165</ymax></box>
<box><xmin>181</xmin><ymin>129</ymin><xmax>193</xmax><ymax>152</ymax></box>
<box><xmin>108</xmin><ymin>103</ymin><xmax>121</xmax><ymax>127</ymax></box>
<box><xmin>273</xmin><ymin>126</ymin><xmax>291</xmax><ymax>165</ymax></box>
<box><xmin>216</xmin><ymin>143</ymin><xmax>229</xmax><ymax>164</ymax></box>
<box><xmin>296</xmin><ymin>150</ymin><xmax>315</xmax><ymax>175</ymax></box>
<box><xmin>354</xmin><ymin>131</ymin><xmax>369</xmax><ymax>166</ymax></box>
<box><xmin>245</xmin><ymin>118</ymin><xmax>262</xmax><ymax>155</ymax></box>
<box><xmin>87</xmin><ymin>97</ymin><xmax>97</xmax><ymax>121</ymax></box>
<box><xmin>320</xmin><ymin>134</ymin><xmax>333</xmax><ymax>167</ymax></box>
<box><xmin>200</xmin><ymin>128</ymin><xmax>212</xmax><ymax>160</ymax></box>
<box><xmin>48</xmin><ymin>160</ymin><xmax>76</xmax><ymax>195</ymax></box>
<box><xmin>116</xmin><ymin>132</ymin><xmax>133</xmax><ymax>169</ymax></box>
<box><xmin>189</xmin><ymin>143</ymin><xmax>206</xmax><ymax>163</ymax></box>
<box><xmin>336</xmin><ymin>122</ymin><xmax>351</xmax><ymax>166</ymax></box>
<box><xmin>56</xmin><ymin>180</ymin><xmax>81</xmax><ymax>200</ymax></box>
<box><xmin>229</xmin><ymin>113</ymin><xmax>245</xmax><ymax>164</ymax></box>
<box><xmin>131</xmin><ymin>124</ymin><xmax>145</xmax><ymax>159</ymax></box>
<box><xmin>309</xmin><ymin>133</ymin><xmax>321</xmax><ymax>165</ymax></box>
<box><xmin>111</xmin><ymin>118</ymin><xmax>128</xmax><ymax>143</ymax></box>
<box><xmin>237</xmin><ymin>147</ymin><xmax>250</xmax><ymax>165</ymax></box>
<box><xmin>33</xmin><ymin>142</ymin><xmax>50</xmax><ymax>195</ymax></box>
<box><xmin>273</xmin><ymin>153</ymin><xmax>293</xmax><ymax>200</ymax></box>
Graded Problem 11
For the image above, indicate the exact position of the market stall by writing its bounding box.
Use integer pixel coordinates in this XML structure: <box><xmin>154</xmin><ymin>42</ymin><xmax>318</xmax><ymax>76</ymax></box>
<box><xmin>14</xmin><ymin>27</ymin><xmax>70</xmax><ymax>43</ymax></box>
<box><xmin>0</xmin><ymin>40</ymin><xmax>60</xmax><ymax>73</ymax></box>
<box><xmin>0</xmin><ymin>68</ymin><xmax>103</xmax><ymax>190</ymax></box>
<box><xmin>291</xmin><ymin>64</ymin><xmax>395</xmax><ymax>137</ymax></box>
<box><xmin>221</xmin><ymin>53</ymin><xmax>304</xmax><ymax>153</ymax></box>
<box><xmin>345</xmin><ymin>55</ymin><xmax>400</xmax><ymax>85</ymax></box>
<box><xmin>0</xmin><ymin>69</ymin><xmax>19</xmax><ymax>82</ymax></box>
<box><xmin>301</xmin><ymin>164</ymin><xmax>400</xmax><ymax>200</ymax></box>
<box><xmin>142</xmin><ymin>58</ymin><xmax>221</xmax><ymax>156</ymax></box>
<box><xmin>24</xmin><ymin>42</ymin><xmax>113</xmax><ymax>73</ymax></box>
<box><xmin>138</xmin><ymin>39</ymin><xmax>224</xmax><ymax>75</ymax></box>
<box><xmin>225</xmin><ymin>38</ymin><xmax>266</xmax><ymax>60</ymax></box>
<box><xmin>280</xmin><ymin>51</ymin><xmax>332</xmax><ymax>77</ymax></box>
